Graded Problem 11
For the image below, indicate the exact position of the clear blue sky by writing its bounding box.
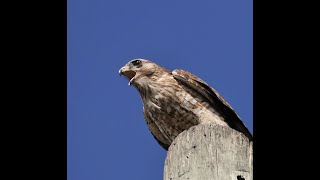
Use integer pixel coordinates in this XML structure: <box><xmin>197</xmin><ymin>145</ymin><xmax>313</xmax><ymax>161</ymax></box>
<box><xmin>67</xmin><ymin>0</ymin><xmax>252</xmax><ymax>180</ymax></box>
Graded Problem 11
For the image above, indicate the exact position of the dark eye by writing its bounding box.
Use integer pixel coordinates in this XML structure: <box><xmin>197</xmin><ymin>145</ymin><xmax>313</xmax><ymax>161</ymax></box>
<box><xmin>131</xmin><ymin>60</ymin><xmax>142</xmax><ymax>66</ymax></box>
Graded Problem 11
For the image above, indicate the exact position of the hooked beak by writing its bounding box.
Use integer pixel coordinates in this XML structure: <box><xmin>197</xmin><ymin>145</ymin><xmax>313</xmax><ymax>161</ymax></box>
<box><xmin>119</xmin><ymin>66</ymin><xmax>136</xmax><ymax>85</ymax></box>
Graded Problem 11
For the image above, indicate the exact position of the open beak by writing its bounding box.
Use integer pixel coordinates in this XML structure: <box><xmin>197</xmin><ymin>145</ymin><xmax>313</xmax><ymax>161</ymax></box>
<box><xmin>119</xmin><ymin>66</ymin><xmax>136</xmax><ymax>85</ymax></box>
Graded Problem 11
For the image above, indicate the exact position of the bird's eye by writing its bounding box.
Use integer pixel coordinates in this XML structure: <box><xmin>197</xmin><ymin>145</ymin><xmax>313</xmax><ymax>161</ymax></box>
<box><xmin>131</xmin><ymin>60</ymin><xmax>142</xmax><ymax>66</ymax></box>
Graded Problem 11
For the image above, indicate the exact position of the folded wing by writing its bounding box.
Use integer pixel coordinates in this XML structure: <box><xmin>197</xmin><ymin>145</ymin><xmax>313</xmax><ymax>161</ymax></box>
<box><xmin>172</xmin><ymin>69</ymin><xmax>253</xmax><ymax>141</ymax></box>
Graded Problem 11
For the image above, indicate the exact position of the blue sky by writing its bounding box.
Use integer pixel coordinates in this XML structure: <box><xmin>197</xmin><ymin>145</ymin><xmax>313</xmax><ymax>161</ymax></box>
<box><xmin>67</xmin><ymin>0</ymin><xmax>252</xmax><ymax>179</ymax></box>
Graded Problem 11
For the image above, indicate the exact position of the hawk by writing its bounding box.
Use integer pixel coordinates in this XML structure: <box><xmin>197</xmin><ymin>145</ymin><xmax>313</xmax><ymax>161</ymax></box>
<box><xmin>119</xmin><ymin>58</ymin><xmax>252</xmax><ymax>150</ymax></box>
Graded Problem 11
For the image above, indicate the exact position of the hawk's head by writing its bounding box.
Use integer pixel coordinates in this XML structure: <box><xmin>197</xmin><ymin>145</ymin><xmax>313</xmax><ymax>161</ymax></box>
<box><xmin>119</xmin><ymin>58</ymin><xmax>162</xmax><ymax>86</ymax></box>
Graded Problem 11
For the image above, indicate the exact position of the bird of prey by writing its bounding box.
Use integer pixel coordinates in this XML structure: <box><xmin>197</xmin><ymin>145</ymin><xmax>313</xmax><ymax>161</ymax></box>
<box><xmin>119</xmin><ymin>58</ymin><xmax>252</xmax><ymax>150</ymax></box>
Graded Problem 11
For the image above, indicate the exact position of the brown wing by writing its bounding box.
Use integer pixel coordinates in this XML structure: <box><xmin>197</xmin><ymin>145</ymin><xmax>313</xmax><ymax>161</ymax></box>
<box><xmin>172</xmin><ymin>69</ymin><xmax>253</xmax><ymax>141</ymax></box>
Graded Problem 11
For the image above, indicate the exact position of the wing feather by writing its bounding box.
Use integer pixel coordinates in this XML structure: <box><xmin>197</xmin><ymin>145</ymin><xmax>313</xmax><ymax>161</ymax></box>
<box><xmin>172</xmin><ymin>69</ymin><xmax>253</xmax><ymax>141</ymax></box>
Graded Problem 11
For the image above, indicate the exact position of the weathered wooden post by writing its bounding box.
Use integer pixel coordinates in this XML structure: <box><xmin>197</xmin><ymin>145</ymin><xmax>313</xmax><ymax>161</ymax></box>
<box><xmin>163</xmin><ymin>124</ymin><xmax>253</xmax><ymax>180</ymax></box>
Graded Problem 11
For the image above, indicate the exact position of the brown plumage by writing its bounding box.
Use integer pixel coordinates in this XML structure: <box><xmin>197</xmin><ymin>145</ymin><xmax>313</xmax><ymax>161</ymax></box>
<box><xmin>119</xmin><ymin>58</ymin><xmax>252</xmax><ymax>150</ymax></box>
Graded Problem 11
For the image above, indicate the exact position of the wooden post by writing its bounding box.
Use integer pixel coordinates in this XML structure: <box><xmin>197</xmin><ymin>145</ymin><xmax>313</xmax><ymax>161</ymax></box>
<box><xmin>163</xmin><ymin>124</ymin><xmax>253</xmax><ymax>180</ymax></box>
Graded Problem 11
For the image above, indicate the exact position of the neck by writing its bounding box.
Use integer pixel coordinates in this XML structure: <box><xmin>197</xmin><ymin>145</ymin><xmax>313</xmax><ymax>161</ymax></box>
<box><xmin>133</xmin><ymin>70</ymin><xmax>171</xmax><ymax>100</ymax></box>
